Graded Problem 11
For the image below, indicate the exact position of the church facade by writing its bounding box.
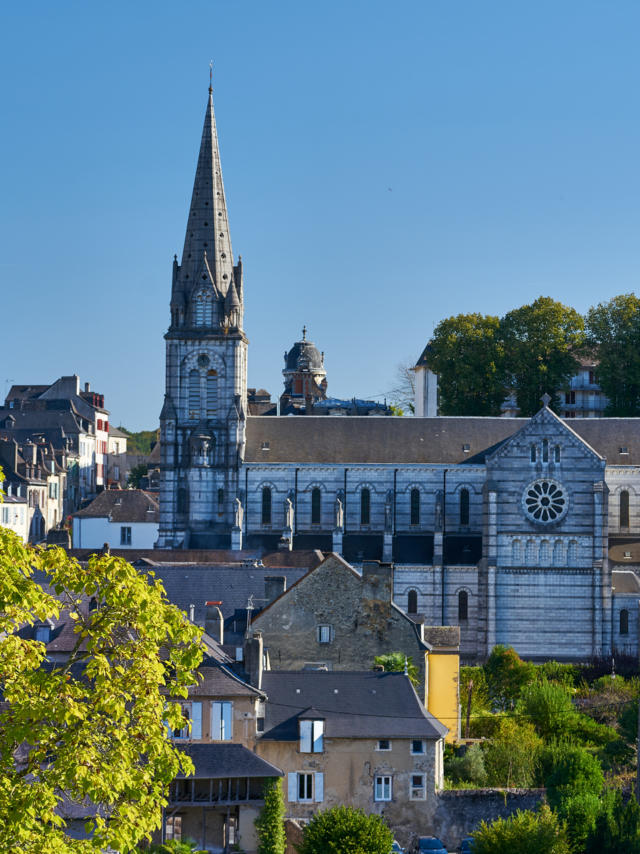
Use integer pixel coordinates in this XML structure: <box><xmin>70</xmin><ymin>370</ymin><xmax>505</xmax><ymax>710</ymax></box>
<box><xmin>158</xmin><ymin>85</ymin><xmax>640</xmax><ymax>663</ymax></box>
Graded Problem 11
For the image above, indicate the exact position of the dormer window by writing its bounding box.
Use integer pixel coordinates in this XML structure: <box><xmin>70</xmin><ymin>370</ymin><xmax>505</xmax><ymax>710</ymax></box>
<box><xmin>34</xmin><ymin>625</ymin><xmax>51</xmax><ymax>644</ymax></box>
<box><xmin>299</xmin><ymin>719</ymin><xmax>324</xmax><ymax>753</ymax></box>
<box><xmin>620</xmin><ymin>447</ymin><xmax>629</xmax><ymax>455</ymax></box>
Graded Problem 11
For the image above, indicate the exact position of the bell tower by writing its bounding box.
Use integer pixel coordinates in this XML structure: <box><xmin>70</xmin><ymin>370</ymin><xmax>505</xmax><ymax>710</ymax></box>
<box><xmin>158</xmin><ymin>78</ymin><xmax>247</xmax><ymax>548</ymax></box>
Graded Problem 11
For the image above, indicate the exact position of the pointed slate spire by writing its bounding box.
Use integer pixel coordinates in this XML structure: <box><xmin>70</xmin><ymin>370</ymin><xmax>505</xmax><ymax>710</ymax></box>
<box><xmin>178</xmin><ymin>81</ymin><xmax>236</xmax><ymax>303</ymax></box>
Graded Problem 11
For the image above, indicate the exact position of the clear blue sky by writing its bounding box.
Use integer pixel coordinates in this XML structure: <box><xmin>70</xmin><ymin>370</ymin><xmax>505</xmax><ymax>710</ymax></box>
<box><xmin>2</xmin><ymin>1</ymin><xmax>639</xmax><ymax>429</ymax></box>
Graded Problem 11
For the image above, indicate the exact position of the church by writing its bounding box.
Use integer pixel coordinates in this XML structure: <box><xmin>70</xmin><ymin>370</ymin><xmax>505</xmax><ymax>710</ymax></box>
<box><xmin>158</xmin><ymin>83</ymin><xmax>640</xmax><ymax>663</ymax></box>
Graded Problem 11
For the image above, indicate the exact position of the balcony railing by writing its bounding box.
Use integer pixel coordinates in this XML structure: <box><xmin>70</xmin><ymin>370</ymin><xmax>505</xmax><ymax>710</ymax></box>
<box><xmin>168</xmin><ymin>777</ymin><xmax>265</xmax><ymax>807</ymax></box>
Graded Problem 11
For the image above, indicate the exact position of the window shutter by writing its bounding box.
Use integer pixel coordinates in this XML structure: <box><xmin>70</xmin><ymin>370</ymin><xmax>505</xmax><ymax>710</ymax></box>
<box><xmin>299</xmin><ymin>719</ymin><xmax>312</xmax><ymax>752</ymax></box>
<box><xmin>313</xmin><ymin>720</ymin><xmax>324</xmax><ymax>752</ymax></box>
<box><xmin>191</xmin><ymin>702</ymin><xmax>202</xmax><ymax>739</ymax></box>
<box><xmin>314</xmin><ymin>772</ymin><xmax>324</xmax><ymax>802</ymax></box>
<box><xmin>222</xmin><ymin>701</ymin><xmax>233</xmax><ymax>740</ymax></box>
<box><xmin>212</xmin><ymin>702</ymin><xmax>222</xmax><ymax>739</ymax></box>
<box><xmin>288</xmin><ymin>772</ymin><xmax>298</xmax><ymax>802</ymax></box>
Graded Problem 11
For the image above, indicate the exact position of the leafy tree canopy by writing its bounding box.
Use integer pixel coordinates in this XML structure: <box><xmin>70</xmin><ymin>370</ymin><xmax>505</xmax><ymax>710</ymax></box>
<box><xmin>127</xmin><ymin>462</ymin><xmax>150</xmax><ymax>489</ymax></box>
<box><xmin>427</xmin><ymin>313</ymin><xmax>506</xmax><ymax>415</ymax></box>
<box><xmin>117</xmin><ymin>427</ymin><xmax>158</xmax><ymax>456</ymax></box>
<box><xmin>544</xmin><ymin>745</ymin><xmax>604</xmax><ymax>812</ymax></box>
<box><xmin>373</xmin><ymin>652</ymin><xmax>419</xmax><ymax>686</ymax></box>
<box><xmin>483</xmin><ymin>717</ymin><xmax>542</xmax><ymax>788</ymax></box>
<box><xmin>585</xmin><ymin>789</ymin><xmax>640</xmax><ymax>854</ymax></box>
<box><xmin>500</xmin><ymin>296</ymin><xmax>585</xmax><ymax>417</ymax></box>
<box><xmin>297</xmin><ymin>805</ymin><xmax>393</xmax><ymax>854</ymax></box>
<box><xmin>0</xmin><ymin>529</ymin><xmax>203</xmax><ymax>852</ymax></box>
<box><xmin>484</xmin><ymin>645</ymin><xmax>535</xmax><ymax>711</ymax></box>
<box><xmin>472</xmin><ymin>804</ymin><xmax>570</xmax><ymax>854</ymax></box>
<box><xmin>586</xmin><ymin>293</ymin><xmax>640</xmax><ymax>415</ymax></box>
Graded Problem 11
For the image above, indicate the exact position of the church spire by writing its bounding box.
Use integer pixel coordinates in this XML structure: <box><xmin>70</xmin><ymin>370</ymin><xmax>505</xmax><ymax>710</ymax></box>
<box><xmin>178</xmin><ymin>78</ymin><xmax>236</xmax><ymax>306</ymax></box>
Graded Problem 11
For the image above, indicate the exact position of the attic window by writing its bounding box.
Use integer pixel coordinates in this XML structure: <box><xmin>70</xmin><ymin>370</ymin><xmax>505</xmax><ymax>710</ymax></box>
<box><xmin>114</xmin><ymin>498</ymin><xmax>122</xmax><ymax>506</ymax></box>
<box><xmin>261</xmin><ymin>441</ymin><xmax>270</xmax><ymax>451</ymax></box>
<box><xmin>624</xmin><ymin>551</ymin><xmax>632</xmax><ymax>559</ymax></box>
<box><xmin>462</xmin><ymin>444</ymin><xmax>470</xmax><ymax>453</ymax></box>
<box><xmin>620</xmin><ymin>447</ymin><xmax>629</xmax><ymax>455</ymax></box>
<box><xmin>34</xmin><ymin>625</ymin><xmax>51</xmax><ymax>643</ymax></box>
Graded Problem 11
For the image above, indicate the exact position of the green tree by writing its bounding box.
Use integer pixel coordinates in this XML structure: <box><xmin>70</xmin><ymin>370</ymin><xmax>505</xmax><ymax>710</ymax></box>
<box><xmin>373</xmin><ymin>652</ymin><xmax>419</xmax><ymax>687</ymax></box>
<box><xmin>544</xmin><ymin>745</ymin><xmax>604</xmax><ymax>811</ymax></box>
<box><xmin>558</xmin><ymin>792</ymin><xmax>603</xmax><ymax>853</ymax></box>
<box><xmin>483</xmin><ymin>718</ymin><xmax>542</xmax><ymax>788</ymax></box>
<box><xmin>0</xmin><ymin>528</ymin><xmax>203</xmax><ymax>853</ymax></box>
<box><xmin>118</xmin><ymin>427</ymin><xmax>158</xmax><ymax>455</ymax></box>
<box><xmin>445</xmin><ymin>743</ymin><xmax>487</xmax><ymax>787</ymax></box>
<box><xmin>127</xmin><ymin>462</ymin><xmax>150</xmax><ymax>488</ymax></box>
<box><xmin>255</xmin><ymin>777</ymin><xmax>286</xmax><ymax>854</ymax></box>
<box><xmin>500</xmin><ymin>296</ymin><xmax>585</xmax><ymax>417</ymax></box>
<box><xmin>585</xmin><ymin>789</ymin><xmax>640</xmax><ymax>854</ymax></box>
<box><xmin>297</xmin><ymin>805</ymin><xmax>393</xmax><ymax>854</ymax></box>
<box><xmin>427</xmin><ymin>313</ymin><xmax>507</xmax><ymax>415</ymax></box>
<box><xmin>517</xmin><ymin>679</ymin><xmax>575</xmax><ymax>742</ymax></box>
<box><xmin>472</xmin><ymin>804</ymin><xmax>570</xmax><ymax>854</ymax></box>
<box><xmin>484</xmin><ymin>645</ymin><xmax>535</xmax><ymax>711</ymax></box>
<box><xmin>586</xmin><ymin>294</ymin><xmax>640</xmax><ymax>415</ymax></box>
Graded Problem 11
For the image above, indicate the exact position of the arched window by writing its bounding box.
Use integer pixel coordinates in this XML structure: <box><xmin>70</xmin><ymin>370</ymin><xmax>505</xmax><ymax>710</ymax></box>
<box><xmin>407</xmin><ymin>589</ymin><xmax>418</xmax><ymax>614</ymax></box>
<box><xmin>542</xmin><ymin>439</ymin><xmax>549</xmax><ymax>463</ymax></box>
<box><xmin>206</xmin><ymin>370</ymin><xmax>218</xmax><ymax>417</ymax></box>
<box><xmin>553</xmin><ymin>540</ymin><xmax>564</xmax><ymax>566</ymax></box>
<box><xmin>410</xmin><ymin>488</ymin><xmax>420</xmax><ymax>525</ymax></box>
<box><xmin>620</xmin><ymin>490</ymin><xmax>630</xmax><ymax>528</ymax></box>
<box><xmin>526</xmin><ymin>539</ymin><xmax>537</xmax><ymax>565</ymax></box>
<box><xmin>261</xmin><ymin>487</ymin><xmax>272</xmax><ymax>525</ymax></box>
<box><xmin>360</xmin><ymin>488</ymin><xmax>370</xmax><ymax>525</ymax></box>
<box><xmin>217</xmin><ymin>488</ymin><xmax>224</xmax><ymax>507</ymax></box>
<box><xmin>177</xmin><ymin>487</ymin><xmax>187</xmax><ymax>514</ymax></box>
<box><xmin>554</xmin><ymin>446</ymin><xmax>561</xmax><ymax>463</ymax></box>
<box><xmin>567</xmin><ymin>540</ymin><xmax>578</xmax><ymax>566</ymax></box>
<box><xmin>188</xmin><ymin>369</ymin><xmax>200</xmax><ymax>419</ymax></box>
<box><xmin>620</xmin><ymin>609</ymin><xmax>629</xmax><ymax>636</ymax></box>
<box><xmin>460</xmin><ymin>489</ymin><xmax>470</xmax><ymax>526</ymax></box>
<box><xmin>530</xmin><ymin>445</ymin><xmax>537</xmax><ymax>463</ymax></box>
<box><xmin>540</xmin><ymin>540</ymin><xmax>551</xmax><ymax>566</ymax></box>
<box><xmin>311</xmin><ymin>488</ymin><xmax>321</xmax><ymax>524</ymax></box>
<box><xmin>458</xmin><ymin>590</ymin><xmax>468</xmax><ymax>621</ymax></box>
<box><xmin>193</xmin><ymin>290</ymin><xmax>212</xmax><ymax>327</ymax></box>
<box><xmin>512</xmin><ymin>539</ymin><xmax>523</xmax><ymax>565</ymax></box>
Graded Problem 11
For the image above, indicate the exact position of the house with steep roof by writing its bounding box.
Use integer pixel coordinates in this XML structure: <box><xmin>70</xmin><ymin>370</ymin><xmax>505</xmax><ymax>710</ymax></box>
<box><xmin>72</xmin><ymin>489</ymin><xmax>159</xmax><ymax>549</ymax></box>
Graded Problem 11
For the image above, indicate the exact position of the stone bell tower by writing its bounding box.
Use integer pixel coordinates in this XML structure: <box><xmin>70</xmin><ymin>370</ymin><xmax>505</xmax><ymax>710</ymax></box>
<box><xmin>158</xmin><ymin>78</ymin><xmax>247</xmax><ymax>548</ymax></box>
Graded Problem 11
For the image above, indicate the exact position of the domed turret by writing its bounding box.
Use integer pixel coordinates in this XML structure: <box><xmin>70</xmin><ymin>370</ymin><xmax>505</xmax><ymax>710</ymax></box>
<box><xmin>280</xmin><ymin>327</ymin><xmax>328</xmax><ymax>414</ymax></box>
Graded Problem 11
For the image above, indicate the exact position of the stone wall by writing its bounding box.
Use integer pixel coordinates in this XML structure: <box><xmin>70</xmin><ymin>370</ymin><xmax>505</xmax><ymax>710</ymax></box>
<box><xmin>431</xmin><ymin>788</ymin><xmax>546</xmax><ymax>850</ymax></box>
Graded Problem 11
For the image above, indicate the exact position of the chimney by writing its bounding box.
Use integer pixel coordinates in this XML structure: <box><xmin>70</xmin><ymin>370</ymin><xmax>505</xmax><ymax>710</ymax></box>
<box><xmin>264</xmin><ymin>575</ymin><xmax>286</xmax><ymax>603</ymax></box>
<box><xmin>244</xmin><ymin>631</ymin><xmax>264</xmax><ymax>690</ymax></box>
<box><xmin>362</xmin><ymin>561</ymin><xmax>393</xmax><ymax>602</ymax></box>
<box><xmin>205</xmin><ymin>601</ymin><xmax>224</xmax><ymax>644</ymax></box>
<box><xmin>85</xmin><ymin>382</ymin><xmax>91</xmax><ymax>393</ymax></box>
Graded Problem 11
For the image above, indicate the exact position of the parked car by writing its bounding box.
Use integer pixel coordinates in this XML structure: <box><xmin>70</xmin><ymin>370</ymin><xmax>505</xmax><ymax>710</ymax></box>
<box><xmin>391</xmin><ymin>843</ymin><xmax>404</xmax><ymax>854</ymax></box>
<box><xmin>460</xmin><ymin>838</ymin><xmax>474</xmax><ymax>853</ymax></box>
<box><xmin>417</xmin><ymin>837</ymin><xmax>448</xmax><ymax>854</ymax></box>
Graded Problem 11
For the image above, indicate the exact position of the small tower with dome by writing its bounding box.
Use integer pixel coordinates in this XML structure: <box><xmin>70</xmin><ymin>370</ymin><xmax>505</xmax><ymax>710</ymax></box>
<box><xmin>280</xmin><ymin>327</ymin><xmax>328</xmax><ymax>414</ymax></box>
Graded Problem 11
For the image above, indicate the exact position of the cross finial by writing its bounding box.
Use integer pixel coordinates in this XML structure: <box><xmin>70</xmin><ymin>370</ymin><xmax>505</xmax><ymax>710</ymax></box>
<box><xmin>209</xmin><ymin>61</ymin><xmax>213</xmax><ymax>94</ymax></box>
<box><xmin>541</xmin><ymin>392</ymin><xmax>551</xmax><ymax>408</ymax></box>
<box><xmin>302</xmin><ymin>325</ymin><xmax>307</xmax><ymax>341</ymax></box>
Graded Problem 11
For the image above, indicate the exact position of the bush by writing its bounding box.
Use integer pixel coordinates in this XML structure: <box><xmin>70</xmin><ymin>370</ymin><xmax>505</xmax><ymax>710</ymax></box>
<box><xmin>255</xmin><ymin>777</ymin><xmax>286</xmax><ymax>854</ymax></box>
<box><xmin>517</xmin><ymin>679</ymin><xmax>575</xmax><ymax>742</ymax></box>
<box><xmin>472</xmin><ymin>803</ymin><xmax>570</xmax><ymax>854</ymax></box>
<box><xmin>544</xmin><ymin>745</ymin><xmax>604</xmax><ymax>811</ymax></box>
<box><xmin>483</xmin><ymin>718</ymin><xmax>542</xmax><ymax>788</ymax></box>
<box><xmin>445</xmin><ymin>743</ymin><xmax>487</xmax><ymax>787</ymax></box>
<box><xmin>585</xmin><ymin>789</ymin><xmax>640</xmax><ymax>853</ymax></box>
<box><xmin>559</xmin><ymin>792</ymin><xmax>603</xmax><ymax>852</ymax></box>
<box><xmin>297</xmin><ymin>806</ymin><xmax>393</xmax><ymax>854</ymax></box>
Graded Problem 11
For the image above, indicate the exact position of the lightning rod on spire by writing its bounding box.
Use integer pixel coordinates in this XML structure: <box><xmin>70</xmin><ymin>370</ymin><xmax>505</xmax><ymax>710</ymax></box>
<box><xmin>209</xmin><ymin>61</ymin><xmax>213</xmax><ymax>94</ymax></box>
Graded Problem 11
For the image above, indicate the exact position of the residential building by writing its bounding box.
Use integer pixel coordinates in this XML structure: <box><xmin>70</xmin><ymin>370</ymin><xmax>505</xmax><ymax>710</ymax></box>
<box><xmin>72</xmin><ymin>489</ymin><xmax>159</xmax><ymax>550</ymax></box>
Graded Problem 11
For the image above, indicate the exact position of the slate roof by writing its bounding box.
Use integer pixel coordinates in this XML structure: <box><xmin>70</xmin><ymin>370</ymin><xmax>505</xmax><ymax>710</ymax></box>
<box><xmin>612</xmin><ymin>570</ymin><xmax>640</xmax><ymax>594</ymax></box>
<box><xmin>177</xmin><ymin>743</ymin><xmax>283</xmax><ymax>779</ymax></box>
<box><xmin>245</xmin><ymin>415</ymin><xmax>640</xmax><ymax>465</ymax></box>
<box><xmin>190</xmin><ymin>661</ymin><xmax>263</xmax><ymax>698</ymax></box>
<box><xmin>610</xmin><ymin>540</ymin><xmax>640</xmax><ymax>567</ymax></box>
<box><xmin>148</xmin><ymin>565</ymin><xmax>310</xmax><ymax>625</ymax></box>
<box><xmin>73</xmin><ymin>489</ymin><xmax>158</xmax><ymax>522</ymax></box>
<box><xmin>260</xmin><ymin>671</ymin><xmax>448</xmax><ymax>740</ymax></box>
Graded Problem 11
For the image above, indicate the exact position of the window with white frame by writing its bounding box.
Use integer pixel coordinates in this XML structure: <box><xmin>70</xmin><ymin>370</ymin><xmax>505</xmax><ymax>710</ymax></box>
<box><xmin>120</xmin><ymin>526</ymin><xmax>132</xmax><ymax>546</ymax></box>
<box><xmin>376</xmin><ymin>739</ymin><xmax>391</xmax><ymax>751</ymax></box>
<box><xmin>211</xmin><ymin>700</ymin><xmax>233</xmax><ymax>740</ymax></box>
<box><xmin>317</xmin><ymin>625</ymin><xmax>332</xmax><ymax>644</ymax></box>
<box><xmin>288</xmin><ymin>771</ymin><xmax>324</xmax><ymax>803</ymax></box>
<box><xmin>411</xmin><ymin>739</ymin><xmax>425</xmax><ymax>755</ymax></box>
<box><xmin>299</xmin><ymin>719</ymin><xmax>324</xmax><ymax>753</ymax></box>
<box><xmin>410</xmin><ymin>773</ymin><xmax>426</xmax><ymax>800</ymax></box>
<box><xmin>165</xmin><ymin>815</ymin><xmax>182</xmax><ymax>840</ymax></box>
<box><xmin>374</xmin><ymin>775</ymin><xmax>392</xmax><ymax>801</ymax></box>
<box><xmin>171</xmin><ymin>701</ymin><xmax>202</xmax><ymax>740</ymax></box>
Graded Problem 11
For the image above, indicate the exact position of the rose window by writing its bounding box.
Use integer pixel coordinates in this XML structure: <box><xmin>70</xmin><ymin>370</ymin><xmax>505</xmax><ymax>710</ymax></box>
<box><xmin>523</xmin><ymin>480</ymin><xmax>568</xmax><ymax>523</ymax></box>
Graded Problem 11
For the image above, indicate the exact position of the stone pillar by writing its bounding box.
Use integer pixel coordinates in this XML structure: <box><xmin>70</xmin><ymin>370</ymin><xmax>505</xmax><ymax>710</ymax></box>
<box><xmin>487</xmin><ymin>565</ymin><xmax>497</xmax><ymax>652</ymax></box>
<box><xmin>231</xmin><ymin>525</ymin><xmax>243</xmax><ymax>551</ymax></box>
<box><xmin>332</xmin><ymin>529</ymin><xmax>343</xmax><ymax>555</ymax></box>
<box><xmin>383</xmin><ymin>532</ymin><xmax>393</xmax><ymax>562</ymax></box>
<box><xmin>433</xmin><ymin>532</ymin><xmax>443</xmax><ymax>565</ymax></box>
